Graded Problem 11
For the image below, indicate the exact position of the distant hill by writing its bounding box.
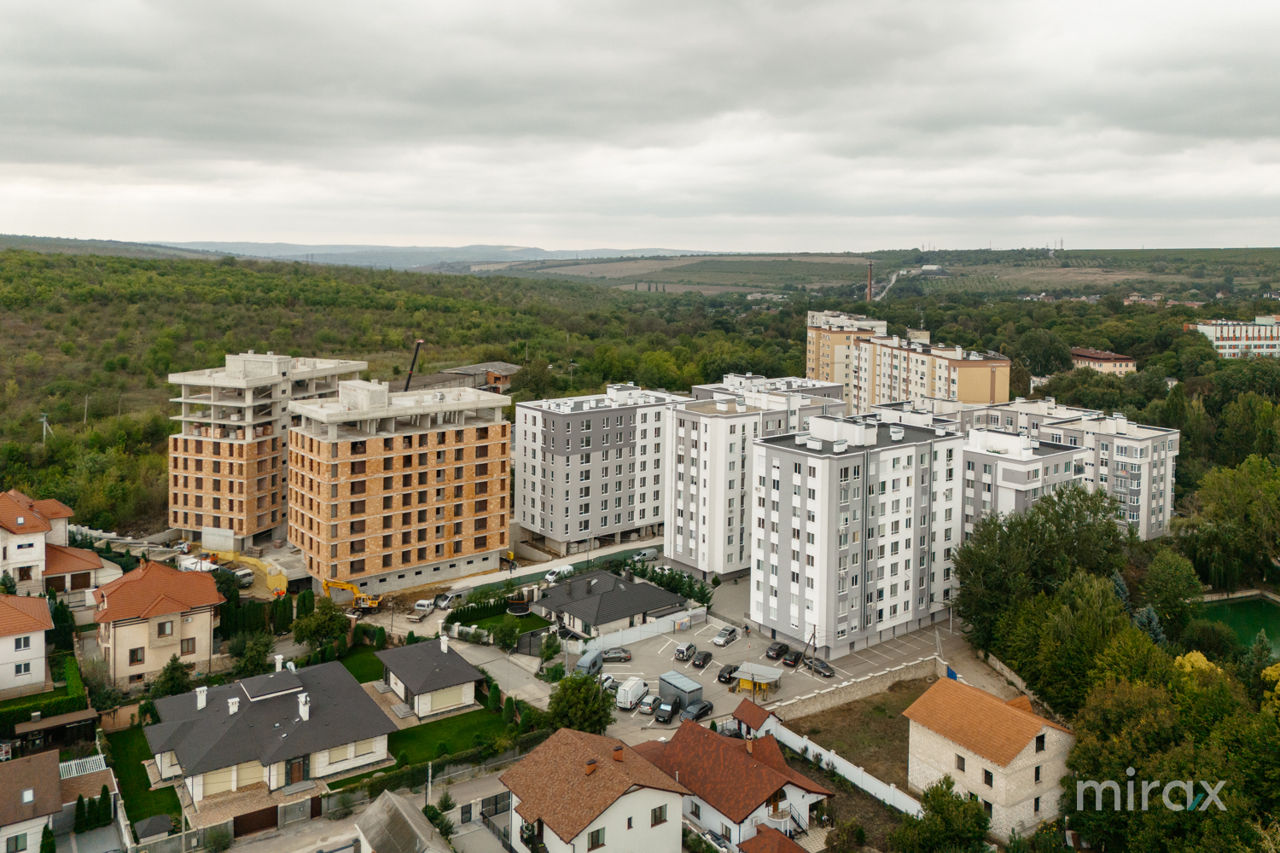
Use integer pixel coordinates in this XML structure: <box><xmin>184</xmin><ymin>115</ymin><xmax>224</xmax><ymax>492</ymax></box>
<box><xmin>158</xmin><ymin>241</ymin><xmax>709</xmax><ymax>270</ymax></box>
<box><xmin>0</xmin><ymin>234</ymin><xmax>217</xmax><ymax>260</ymax></box>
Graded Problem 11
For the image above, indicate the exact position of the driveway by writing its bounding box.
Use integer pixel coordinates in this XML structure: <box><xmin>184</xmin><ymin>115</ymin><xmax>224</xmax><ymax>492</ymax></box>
<box><xmin>454</xmin><ymin>644</ymin><xmax>553</xmax><ymax>708</ymax></box>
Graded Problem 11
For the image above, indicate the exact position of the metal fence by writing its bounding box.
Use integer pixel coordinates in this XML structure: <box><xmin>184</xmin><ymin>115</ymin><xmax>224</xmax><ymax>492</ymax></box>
<box><xmin>564</xmin><ymin>607</ymin><xmax>708</xmax><ymax>655</ymax></box>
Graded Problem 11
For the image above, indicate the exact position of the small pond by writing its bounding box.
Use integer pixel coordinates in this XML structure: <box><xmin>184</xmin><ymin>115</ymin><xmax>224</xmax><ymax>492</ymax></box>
<box><xmin>1200</xmin><ymin>596</ymin><xmax>1280</xmax><ymax>655</ymax></box>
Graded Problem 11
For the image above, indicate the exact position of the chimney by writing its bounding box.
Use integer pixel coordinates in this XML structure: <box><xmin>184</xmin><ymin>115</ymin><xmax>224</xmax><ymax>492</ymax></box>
<box><xmin>16</xmin><ymin>516</ymin><xmax>24</xmax><ymax>526</ymax></box>
<box><xmin>440</xmin><ymin>634</ymin><xmax>449</xmax><ymax>654</ymax></box>
<box><xmin>196</xmin><ymin>686</ymin><xmax>208</xmax><ymax>711</ymax></box>
<box><xmin>227</xmin><ymin>696</ymin><xmax>239</xmax><ymax>716</ymax></box>
<box><xmin>298</xmin><ymin>692</ymin><xmax>311</xmax><ymax>722</ymax></box>
<box><xmin>286</xmin><ymin>661</ymin><xmax>296</xmax><ymax>673</ymax></box>
<box><xmin>585</xmin><ymin>758</ymin><xmax>598</xmax><ymax>776</ymax></box>
<box><xmin>746</xmin><ymin>738</ymin><xmax>753</xmax><ymax>755</ymax></box>
<box><xmin>612</xmin><ymin>745</ymin><xmax>624</xmax><ymax>762</ymax></box>
<box><xmin>274</xmin><ymin>654</ymin><xmax>284</xmax><ymax>673</ymax></box>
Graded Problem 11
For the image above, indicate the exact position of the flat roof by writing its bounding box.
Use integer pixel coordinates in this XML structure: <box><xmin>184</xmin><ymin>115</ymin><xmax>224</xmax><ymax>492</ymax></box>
<box><xmin>290</xmin><ymin>384</ymin><xmax>508</xmax><ymax>423</ymax></box>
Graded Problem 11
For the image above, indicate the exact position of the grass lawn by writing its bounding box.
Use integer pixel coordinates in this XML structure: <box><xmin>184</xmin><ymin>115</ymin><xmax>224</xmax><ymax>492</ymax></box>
<box><xmin>469</xmin><ymin>613</ymin><xmax>551</xmax><ymax>634</ymax></box>
<box><xmin>0</xmin><ymin>683</ymin><xmax>67</xmax><ymax>712</ymax></box>
<box><xmin>340</xmin><ymin>646</ymin><xmax>386</xmax><ymax>683</ymax></box>
<box><xmin>106</xmin><ymin>728</ymin><xmax>182</xmax><ymax>823</ymax></box>
<box><xmin>330</xmin><ymin>708</ymin><xmax>508</xmax><ymax>788</ymax></box>
<box><xmin>787</xmin><ymin>677</ymin><xmax>931</xmax><ymax>790</ymax></box>
<box><xmin>788</xmin><ymin>754</ymin><xmax>905</xmax><ymax>849</ymax></box>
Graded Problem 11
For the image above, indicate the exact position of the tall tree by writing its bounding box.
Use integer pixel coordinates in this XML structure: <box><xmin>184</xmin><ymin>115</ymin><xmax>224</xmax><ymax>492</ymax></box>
<box><xmin>292</xmin><ymin>597</ymin><xmax>350</xmax><ymax>651</ymax></box>
<box><xmin>149</xmin><ymin>654</ymin><xmax>192</xmax><ymax>699</ymax></box>
<box><xmin>888</xmin><ymin>776</ymin><xmax>989</xmax><ymax>853</ymax></box>
<box><xmin>547</xmin><ymin>672</ymin><xmax>615</xmax><ymax>735</ymax></box>
<box><xmin>1139</xmin><ymin>549</ymin><xmax>1202</xmax><ymax>642</ymax></box>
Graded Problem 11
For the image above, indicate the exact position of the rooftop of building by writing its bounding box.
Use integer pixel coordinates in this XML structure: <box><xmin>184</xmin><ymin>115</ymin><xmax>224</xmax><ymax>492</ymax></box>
<box><xmin>1070</xmin><ymin>347</ymin><xmax>1135</xmax><ymax>362</ymax></box>
<box><xmin>1192</xmin><ymin>315</ymin><xmax>1280</xmax><ymax>327</ymax></box>
<box><xmin>963</xmin><ymin>429</ymin><xmax>1081</xmax><ymax>460</ymax></box>
<box><xmin>442</xmin><ymin>361</ymin><xmax>523</xmax><ymax>377</ymax></box>
<box><xmin>168</xmin><ymin>351</ymin><xmax>368</xmax><ymax>388</ymax></box>
<box><xmin>535</xmin><ymin>570</ymin><xmax>685</xmax><ymax>626</ymax></box>
<box><xmin>806</xmin><ymin>310</ymin><xmax>888</xmax><ymax>333</ymax></box>
<box><xmin>866</xmin><ymin>335</ymin><xmax>1010</xmax><ymax>364</ymax></box>
<box><xmin>0</xmin><ymin>594</ymin><xmax>55</xmax><ymax>637</ymax></box>
<box><xmin>517</xmin><ymin>383</ymin><xmax>689</xmax><ymax>414</ymax></box>
<box><xmin>696</xmin><ymin>373</ymin><xmax>844</xmax><ymax>395</ymax></box>
<box><xmin>375</xmin><ymin>637</ymin><xmax>484</xmax><ymax>696</ymax></box>
<box><xmin>289</xmin><ymin>380</ymin><xmax>508</xmax><ymax>426</ymax></box>
<box><xmin>0</xmin><ymin>488</ymin><xmax>73</xmax><ymax>536</ymax></box>
<box><xmin>759</xmin><ymin>415</ymin><xmax>956</xmax><ymax>456</ymax></box>
<box><xmin>0</xmin><ymin>750</ymin><xmax>61</xmax><ymax>826</ymax></box>
<box><xmin>93</xmin><ymin>560</ymin><xmax>224</xmax><ymax>624</ymax></box>
<box><xmin>903</xmin><ymin>678</ymin><xmax>1070</xmax><ymax>767</ymax></box>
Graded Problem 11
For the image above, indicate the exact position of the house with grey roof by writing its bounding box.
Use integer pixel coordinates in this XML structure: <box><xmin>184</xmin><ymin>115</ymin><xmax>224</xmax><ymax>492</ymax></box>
<box><xmin>356</xmin><ymin>790</ymin><xmax>450</xmax><ymax>853</ymax></box>
<box><xmin>376</xmin><ymin>635</ymin><xmax>485</xmax><ymax>720</ymax></box>
<box><xmin>145</xmin><ymin>660</ymin><xmax>397</xmax><ymax>808</ymax></box>
<box><xmin>533</xmin><ymin>570</ymin><xmax>685</xmax><ymax>638</ymax></box>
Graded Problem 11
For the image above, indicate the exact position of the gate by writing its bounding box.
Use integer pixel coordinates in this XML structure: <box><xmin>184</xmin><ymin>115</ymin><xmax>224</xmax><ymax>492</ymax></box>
<box><xmin>515</xmin><ymin>627</ymin><xmax>549</xmax><ymax>657</ymax></box>
<box><xmin>233</xmin><ymin>804</ymin><xmax>279</xmax><ymax>837</ymax></box>
<box><xmin>312</xmin><ymin>795</ymin><xmax>323</xmax><ymax>818</ymax></box>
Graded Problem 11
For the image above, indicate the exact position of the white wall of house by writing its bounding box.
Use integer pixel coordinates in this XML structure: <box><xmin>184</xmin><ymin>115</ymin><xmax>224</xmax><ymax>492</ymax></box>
<box><xmin>176</xmin><ymin>735</ymin><xmax>389</xmax><ymax>803</ymax></box>
<box><xmin>0</xmin><ymin>628</ymin><xmax>47</xmax><ymax>697</ymax></box>
<box><xmin>511</xmin><ymin>785</ymin><xmax>683</xmax><ymax>853</ymax></box>
<box><xmin>1</xmin><ymin>529</ymin><xmax>47</xmax><ymax>595</ymax></box>
<box><xmin>682</xmin><ymin>782</ymin><xmax>824</xmax><ymax>848</ymax></box>
<box><xmin>0</xmin><ymin>814</ymin><xmax>52</xmax><ymax>853</ymax></box>
<box><xmin>99</xmin><ymin>606</ymin><xmax>218</xmax><ymax>689</ymax></box>
<box><xmin>310</xmin><ymin>735</ymin><xmax>389</xmax><ymax>779</ymax></box>
<box><xmin>907</xmin><ymin>720</ymin><xmax>1073</xmax><ymax>843</ymax></box>
<box><xmin>413</xmin><ymin>682</ymin><xmax>473</xmax><ymax>718</ymax></box>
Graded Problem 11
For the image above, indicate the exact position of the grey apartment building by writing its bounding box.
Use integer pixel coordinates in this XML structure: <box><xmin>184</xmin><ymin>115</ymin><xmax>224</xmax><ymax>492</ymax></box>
<box><xmin>514</xmin><ymin>385</ymin><xmax>689</xmax><ymax>557</ymax></box>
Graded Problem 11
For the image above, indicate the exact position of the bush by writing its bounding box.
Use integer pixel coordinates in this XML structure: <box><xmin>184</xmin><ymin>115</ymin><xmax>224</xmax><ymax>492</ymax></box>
<box><xmin>422</xmin><ymin>804</ymin><xmax>455</xmax><ymax>840</ymax></box>
<box><xmin>443</xmin><ymin>599</ymin><xmax>507</xmax><ymax>627</ymax></box>
<box><xmin>74</xmin><ymin>795</ymin><xmax>87</xmax><ymax>833</ymax></box>
<box><xmin>437</xmin><ymin>790</ymin><xmax>455</xmax><ymax>812</ymax></box>
<box><xmin>374</xmin><ymin>626</ymin><xmax>387</xmax><ymax>650</ymax></box>
<box><xmin>435</xmin><ymin>742</ymin><xmax>450</xmax><ymax>759</ymax></box>
<box><xmin>205</xmin><ymin>827</ymin><xmax>232</xmax><ymax>852</ymax></box>
<box><xmin>538</xmin><ymin>662</ymin><xmax>566</xmax><ymax>683</ymax></box>
<box><xmin>397</xmin><ymin>751</ymin><xmax>409</xmax><ymax>768</ymax></box>
<box><xmin>0</xmin><ymin>657</ymin><xmax>88</xmax><ymax>737</ymax></box>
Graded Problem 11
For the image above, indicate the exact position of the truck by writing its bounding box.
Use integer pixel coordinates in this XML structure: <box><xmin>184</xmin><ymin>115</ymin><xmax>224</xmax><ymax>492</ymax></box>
<box><xmin>658</xmin><ymin>670</ymin><xmax>702</xmax><ymax>708</ymax></box>
<box><xmin>615</xmin><ymin>677</ymin><xmax>648</xmax><ymax>711</ymax></box>
<box><xmin>178</xmin><ymin>555</ymin><xmax>221</xmax><ymax>573</ymax></box>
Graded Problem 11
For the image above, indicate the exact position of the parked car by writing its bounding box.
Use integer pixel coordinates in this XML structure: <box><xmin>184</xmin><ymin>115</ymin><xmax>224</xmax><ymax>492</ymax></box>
<box><xmin>601</xmin><ymin>647</ymin><xmax>632</xmax><ymax>663</ymax></box>
<box><xmin>232</xmin><ymin>568</ymin><xmax>255</xmax><ymax>588</ymax></box>
<box><xmin>413</xmin><ymin>599</ymin><xmax>435</xmax><ymax>612</ymax></box>
<box><xmin>654</xmin><ymin>698</ymin><xmax>682</xmax><ymax>724</ymax></box>
<box><xmin>544</xmin><ymin>566</ymin><xmax>573</xmax><ymax>584</ymax></box>
<box><xmin>717</xmin><ymin>663</ymin><xmax>740</xmax><ymax>684</ymax></box>
<box><xmin>766</xmin><ymin>641</ymin><xmax>790</xmax><ymax>660</ymax></box>
<box><xmin>703</xmin><ymin>831</ymin><xmax>732</xmax><ymax>852</ymax></box>
<box><xmin>680</xmin><ymin>699</ymin><xmax>715</xmax><ymax>722</ymax></box>
<box><xmin>638</xmin><ymin>695</ymin><xmax>661</xmax><ymax>715</ymax></box>
<box><xmin>598</xmin><ymin>673</ymin><xmax>618</xmax><ymax>693</ymax></box>
<box><xmin>674</xmin><ymin>642</ymin><xmax>697</xmax><ymax>661</ymax></box>
<box><xmin>712</xmin><ymin>626</ymin><xmax>737</xmax><ymax>647</ymax></box>
<box><xmin>803</xmin><ymin>656</ymin><xmax>836</xmax><ymax>678</ymax></box>
<box><xmin>720</xmin><ymin>727</ymin><xmax>745</xmax><ymax>739</ymax></box>
<box><xmin>691</xmin><ymin>650</ymin><xmax>713</xmax><ymax>668</ymax></box>
<box><xmin>782</xmin><ymin>649</ymin><xmax>803</xmax><ymax>667</ymax></box>
<box><xmin>434</xmin><ymin>591</ymin><xmax>464</xmax><ymax>609</ymax></box>
<box><xmin>632</xmin><ymin>548</ymin><xmax>659</xmax><ymax>562</ymax></box>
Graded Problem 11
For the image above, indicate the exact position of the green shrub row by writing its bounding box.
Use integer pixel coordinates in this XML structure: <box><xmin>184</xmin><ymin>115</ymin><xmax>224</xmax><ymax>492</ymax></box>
<box><xmin>0</xmin><ymin>657</ymin><xmax>88</xmax><ymax>737</ymax></box>
<box><xmin>362</xmin><ymin>729</ymin><xmax>552</xmax><ymax>798</ymax></box>
<box><xmin>443</xmin><ymin>599</ymin><xmax>508</xmax><ymax>627</ymax></box>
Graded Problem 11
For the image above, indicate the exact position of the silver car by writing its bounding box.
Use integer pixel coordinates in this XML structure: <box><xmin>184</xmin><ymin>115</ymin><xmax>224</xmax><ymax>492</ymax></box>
<box><xmin>712</xmin><ymin>626</ymin><xmax>737</xmax><ymax>647</ymax></box>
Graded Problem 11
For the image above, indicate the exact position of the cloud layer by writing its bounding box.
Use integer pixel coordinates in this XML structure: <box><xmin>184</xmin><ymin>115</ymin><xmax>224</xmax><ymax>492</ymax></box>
<box><xmin>2</xmin><ymin>0</ymin><xmax>1278</xmax><ymax>251</ymax></box>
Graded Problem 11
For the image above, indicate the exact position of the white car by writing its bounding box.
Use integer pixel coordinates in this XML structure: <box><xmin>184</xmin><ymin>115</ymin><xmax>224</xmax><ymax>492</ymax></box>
<box><xmin>712</xmin><ymin>626</ymin><xmax>738</xmax><ymax>647</ymax></box>
<box><xmin>544</xmin><ymin>566</ymin><xmax>573</xmax><ymax>584</ymax></box>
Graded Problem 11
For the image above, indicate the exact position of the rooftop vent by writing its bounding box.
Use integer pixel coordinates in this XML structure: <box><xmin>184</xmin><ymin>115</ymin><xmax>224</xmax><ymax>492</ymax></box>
<box><xmin>196</xmin><ymin>686</ymin><xmax>208</xmax><ymax>711</ymax></box>
<box><xmin>227</xmin><ymin>696</ymin><xmax>239</xmax><ymax>716</ymax></box>
<box><xmin>889</xmin><ymin>426</ymin><xmax>906</xmax><ymax>442</ymax></box>
<box><xmin>585</xmin><ymin>758</ymin><xmax>598</xmax><ymax>776</ymax></box>
<box><xmin>612</xmin><ymin>745</ymin><xmax>624</xmax><ymax>762</ymax></box>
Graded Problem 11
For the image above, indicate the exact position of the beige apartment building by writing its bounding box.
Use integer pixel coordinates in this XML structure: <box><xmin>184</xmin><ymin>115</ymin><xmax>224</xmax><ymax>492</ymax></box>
<box><xmin>169</xmin><ymin>352</ymin><xmax>367</xmax><ymax>552</ymax></box>
<box><xmin>287</xmin><ymin>380</ymin><xmax>510</xmax><ymax>593</ymax></box>
<box><xmin>1070</xmin><ymin>347</ymin><xmax>1136</xmax><ymax>376</ymax></box>
<box><xmin>806</xmin><ymin>311</ymin><xmax>1010</xmax><ymax>413</ymax></box>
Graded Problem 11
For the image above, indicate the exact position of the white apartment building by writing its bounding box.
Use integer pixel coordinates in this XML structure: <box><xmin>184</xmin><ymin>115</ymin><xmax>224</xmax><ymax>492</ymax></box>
<box><xmin>514</xmin><ymin>385</ymin><xmax>689</xmax><ymax>557</ymax></box>
<box><xmin>1187</xmin><ymin>315</ymin><xmax>1280</xmax><ymax>358</ymax></box>
<box><xmin>665</xmin><ymin>376</ymin><xmax>845</xmax><ymax>580</ymax></box>
<box><xmin>749</xmin><ymin>416</ymin><xmax>963</xmax><ymax>658</ymax></box>
<box><xmin>877</xmin><ymin>397</ymin><xmax>1179</xmax><ymax>540</ymax></box>
<box><xmin>806</xmin><ymin>311</ymin><xmax>1010</xmax><ymax>413</ymax></box>
<box><xmin>959</xmin><ymin>430</ymin><xmax>1087</xmax><ymax>537</ymax></box>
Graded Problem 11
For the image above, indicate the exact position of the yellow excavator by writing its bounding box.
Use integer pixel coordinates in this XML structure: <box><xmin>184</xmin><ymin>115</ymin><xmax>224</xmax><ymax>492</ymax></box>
<box><xmin>321</xmin><ymin>579</ymin><xmax>383</xmax><ymax>612</ymax></box>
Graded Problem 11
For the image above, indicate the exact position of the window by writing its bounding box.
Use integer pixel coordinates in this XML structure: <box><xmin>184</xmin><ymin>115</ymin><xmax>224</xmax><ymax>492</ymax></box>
<box><xmin>6</xmin><ymin>832</ymin><xmax>28</xmax><ymax>852</ymax></box>
<box><xmin>650</xmin><ymin>804</ymin><xmax>667</xmax><ymax>826</ymax></box>
<box><xmin>1035</xmin><ymin>734</ymin><xmax>1046</xmax><ymax>752</ymax></box>
<box><xmin>14</xmin><ymin>662</ymin><xmax>30</xmax><ymax>677</ymax></box>
<box><xmin>588</xmin><ymin>828</ymin><xmax>605</xmax><ymax>850</ymax></box>
<box><xmin>1034</xmin><ymin>764</ymin><xmax>1041</xmax><ymax>783</ymax></box>
<box><xmin>157</xmin><ymin>620</ymin><xmax>174</xmax><ymax>638</ymax></box>
<box><xmin>14</xmin><ymin>635</ymin><xmax>30</xmax><ymax>652</ymax></box>
<box><xmin>1034</xmin><ymin>796</ymin><xmax>1041</xmax><ymax>814</ymax></box>
<box><xmin>181</xmin><ymin>638</ymin><xmax>196</xmax><ymax>656</ymax></box>
<box><xmin>983</xmin><ymin>769</ymin><xmax>993</xmax><ymax>787</ymax></box>
<box><xmin>955</xmin><ymin>755</ymin><xmax>965</xmax><ymax>772</ymax></box>
<box><xmin>129</xmin><ymin>648</ymin><xmax>144</xmax><ymax>666</ymax></box>
<box><xmin>690</xmin><ymin>802</ymin><xmax>701</xmax><ymax>819</ymax></box>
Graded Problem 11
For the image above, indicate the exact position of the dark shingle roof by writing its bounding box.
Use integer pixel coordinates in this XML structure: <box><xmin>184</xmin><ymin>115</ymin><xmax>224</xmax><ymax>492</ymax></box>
<box><xmin>356</xmin><ymin>790</ymin><xmax>449</xmax><ymax>853</ymax></box>
<box><xmin>536</xmin><ymin>571</ymin><xmax>684</xmax><ymax>626</ymax></box>
<box><xmin>145</xmin><ymin>662</ymin><xmax>397</xmax><ymax>776</ymax></box>
<box><xmin>376</xmin><ymin>640</ymin><xmax>484</xmax><ymax>696</ymax></box>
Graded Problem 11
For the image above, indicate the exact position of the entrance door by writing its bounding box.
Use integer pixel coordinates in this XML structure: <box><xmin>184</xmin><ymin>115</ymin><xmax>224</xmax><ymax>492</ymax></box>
<box><xmin>286</xmin><ymin>757</ymin><xmax>308</xmax><ymax>785</ymax></box>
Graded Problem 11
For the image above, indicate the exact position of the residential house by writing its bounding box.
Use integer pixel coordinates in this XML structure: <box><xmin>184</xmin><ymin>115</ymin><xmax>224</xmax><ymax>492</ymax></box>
<box><xmin>730</xmin><ymin>698</ymin><xmax>779</xmax><ymax>739</ymax></box>
<box><xmin>0</xmin><ymin>595</ymin><xmax>53</xmax><ymax>701</ymax></box>
<box><xmin>92</xmin><ymin>561</ymin><xmax>224</xmax><ymax>689</ymax></box>
<box><xmin>903</xmin><ymin>678</ymin><xmax>1073</xmax><ymax>844</ymax></box>
<box><xmin>500</xmin><ymin>728</ymin><xmax>688</xmax><ymax>853</ymax></box>
<box><xmin>635</xmin><ymin>721</ymin><xmax>832</xmax><ymax>850</ymax></box>
<box><xmin>0</xmin><ymin>751</ymin><xmax>60</xmax><ymax>853</ymax></box>
<box><xmin>738</xmin><ymin>826</ymin><xmax>809</xmax><ymax>853</ymax></box>
<box><xmin>145</xmin><ymin>662</ymin><xmax>397</xmax><ymax>826</ymax></box>
<box><xmin>1070</xmin><ymin>347</ymin><xmax>1136</xmax><ymax>376</ymax></box>
<box><xmin>532</xmin><ymin>570</ymin><xmax>685</xmax><ymax>639</ymax></box>
<box><xmin>355</xmin><ymin>790</ymin><xmax>450</xmax><ymax>853</ymax></box>
<box><xmin>375</xmin><ymin>635</ymin><xmax>484</xmax><ymax>720</ymax></box>
<box><xmin>0</xmin><ymin>490</ymin><xmax>121</xmax><ymax>603</ymax></box>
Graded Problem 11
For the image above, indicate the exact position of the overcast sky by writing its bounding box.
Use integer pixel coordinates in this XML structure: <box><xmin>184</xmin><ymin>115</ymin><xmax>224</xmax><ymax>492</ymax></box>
<box><xmin>2</xmin><ymin>1</ymin><xmax>1278</xmax><ymax>252</ymax></box>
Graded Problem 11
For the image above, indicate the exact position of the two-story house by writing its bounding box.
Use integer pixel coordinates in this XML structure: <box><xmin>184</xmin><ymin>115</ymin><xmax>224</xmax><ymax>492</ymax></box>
<box><xmin>0</xmin><ymin>595</ymin><xmax>54</xmax><ymax>701</ymax></box>
<box><xmin>92</xmin><ymin>561</ymin><xmax>224</xmax><ymax>689</ymax></box>
<box><xmin>0</xmin><ymin>489</ymin><xmax>121</xmax><ymax>605</ymax></box>
<box><xmin>635</xmin><ymin>721</ymin><xmax>832</xmax><ymax>850</ymax></box>
<box><xmin>0</xmin><ymin>751</ymin><xmax>60</xmax><ymax>853</ymax></box>
<box><xmin>145</xmin><ymin>661</ymin><xmax>397</xmax><ymax>831</ymax></box>
<box><xmin>903</xmin><ymin>678</ymin><xmax>1074</xmax><ymax>844</ymax></box>
<box><xmin>500</xmin><ymin>728</ymin><xmax>689</xmax><ymax>853</ymax></box>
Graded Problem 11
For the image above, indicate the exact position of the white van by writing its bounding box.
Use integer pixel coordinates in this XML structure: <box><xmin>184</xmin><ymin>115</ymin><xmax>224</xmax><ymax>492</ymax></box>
<box><xmin>232</xmin><ymin>568</ymin><xmax>255</xmax><ymax>589</ymax></box>
<box><xmin>544</xmin><ymin>566</ymin><xmax>573</xmax><ymax>584</ymax></box>
<box><xmin>615</xmin><ymin>677</ymin><xmax>648</xmax><ymax>711</ymax></box>
<box><xmin>632</xmin><ymin>549</ymin><xmax>658</xmax><ymax>563</ymax></box>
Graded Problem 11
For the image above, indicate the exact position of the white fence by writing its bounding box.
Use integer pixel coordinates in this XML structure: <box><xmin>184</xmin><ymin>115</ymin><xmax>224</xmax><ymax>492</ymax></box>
<box><xmin>566</xmin><ymin>607</ymin><xmax>708</xmax><ymax>655</ymax></box>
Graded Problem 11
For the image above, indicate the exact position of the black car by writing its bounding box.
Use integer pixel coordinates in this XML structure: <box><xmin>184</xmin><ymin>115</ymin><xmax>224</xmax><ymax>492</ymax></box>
<box><xmin>691</xmin><ymin>650</ymin><xmax>713</xmax><ymax>668</ymax></box>
<box><xmin>601</xmin><ymin>647</ymin><xmax>632</xmax><ymax>663</ymax></box>
<box><xmin>654</xmin><ymin>698</ymin><xmax>681</xmax><ymax>723</ymax></box>
<box><xmin>781</xmin><ymin>649</ymin><xmax>803</xmax><ymax>667</ymax></box>
<box><xmin>680</xmin><ymin>699</ymin><xmax>714</xmax><ymax>722</ymax></box>
<box><xmin>803</xmin><ymin>656</ymin><xmax>836</xmax><ymax>678</ymax></box>
<box><xmin>717</xmin><ymin>663</ymin><xmax>740</xmax><ymax>684</ymax></box>
<box><xmin>766</xmin><ymin>641</ymin><xmax>790</xmax><ymax>660</ymax></box>
<box><xmin>720</xmin><ymin>727</ymin><xmax>745</xmax><ymax>739</ymax></box>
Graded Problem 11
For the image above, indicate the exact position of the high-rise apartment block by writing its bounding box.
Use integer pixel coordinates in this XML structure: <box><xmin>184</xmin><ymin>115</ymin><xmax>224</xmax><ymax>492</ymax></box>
<box><xmin>749</xmin><ymin>416</ymin><xmax>962</xmax><ymax>657</ymax></box>
<box><xmin>513</xmin><ymin>384</ymin><xmax>688</xmax><ymax>557</ymax></box>
<box><xmin>169</xmin><ymin>352</ymin><xmax>366</xmax><ymax>551</ymax></box>
<box><xmin>1187</xmin><ymin>315</ymin><xmax>1280</xmax><ymax>359</ymax></box>
<box><xmin>287</xmin><ymin>381</ymin><xmax>510</xmax><ymax>592</ymax></box>
<box><xmin>876</xmin><ymin>397</ymin><xmax>1178</xmax><ymax>540</ymax></box>
<box><xmin>806</xmin><ymin>311</ymin><xmax>1010</xmax><ymax>413</ymax></box>
<box><xmin>958</xmin><ymin>430</ymin><xmax>1087</xmax><ymax>537</ymax></box>
<box><xmin>665</xmin><ymin>375</ymin><xmax>846</xmax><ymax>580</ymax></box>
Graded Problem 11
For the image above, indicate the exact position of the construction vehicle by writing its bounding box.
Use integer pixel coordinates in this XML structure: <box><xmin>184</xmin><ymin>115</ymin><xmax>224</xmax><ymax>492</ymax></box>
<box><xmin>403</xmin><ymin>339</ymin><xmax>425</xmax><ymax>392</ymax></box>
<box><xmin>321</xmin><ymin>579</ymin><xmax>383</xmax><ymax>612</ymax></box>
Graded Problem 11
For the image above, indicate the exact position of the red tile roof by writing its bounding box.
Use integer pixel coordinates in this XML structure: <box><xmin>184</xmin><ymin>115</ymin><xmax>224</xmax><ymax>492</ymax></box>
<box><xmin>44</xmin><ymin>544</ymin><xmax>106</xmax><ymax>576</ymax></box>
<box><xmin>60</xmin><ymin>769</ymin><xmax>117</xmax><ymax>807</ymax></box>
<box><xmin>732</xmin><ymin>698</ymin><xmax>776</xmax><ymax>731</ymax></box>
<box><xmin>500</xmin><ymin>729</ymin><xmax>688</xmax><ymax>844</ymax></box>
<box><xmin>0</xmin><ymin>594</ymin><xmax>54</xmax><ymax>637</ymax></box>
<box><xmin>93</xmin><ymin>561</ymin><xmax>224</xmax><ymax>624</ymax></box>
<box><xmin>0</xmin><ymin>489</ymin><xmax>57</xmax><ymax>535</ymax></box>
<box><xmin>739</xmin><ymin>827</ymin><xmax>808</xmax><ymax>853</ymax></box>
<box><xmin>902</xmin><ymin>679</ymin><xmax>1071</xmax><ymax>767</ymax></box>
<box><xmin>0</xmin><ymin>750</ymin><xmax>61</xmax><ymax>825</ymax></box>
<box><xmin>636</xmin><ymin>722</ymin><xmax>831</xmax><ymax>824</ymax></box>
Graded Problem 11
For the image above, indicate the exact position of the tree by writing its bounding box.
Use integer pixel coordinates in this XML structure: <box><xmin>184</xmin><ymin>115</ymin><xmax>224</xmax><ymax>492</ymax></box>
<box><xmin>1015</xmin><ymin>328</ymin><xmax>1072</xmax><ymax>376</ymax></box>
<box><xmin>547</xmin><ymin>672</ymin><xmax>615</xmax><ymax>734</ymax></box>
<box><xmin>1242</xmin><ymin>630</ymin><xmax>1276</xmax><ymax>704</ymax></box>
<box><xmin>1140</xmin><ymin>549</ymin><xmax>1201</xmax><ymax>642</ymax></box>
<box><xmin>492</xmin><ymin>615</ymin><xmax>522</xmax><ymax>651</ymax></box>
<box><xmin>888</xmin><ymin>776</ymin><xmax>988</xmax><ymax>853</ymax></box>
<box><xmin>149</xmin><ymin>655</ymin><xmax>192</xmax><ymax>699</ymax></box>
<box><xmin>40</xmin><ymin>825</ymin><xmax>56</xmax><ymax>853</ymax></box>
<box><xmin>233</xmin><ymin>632</ymin><xmax>275</xmax><ymax>678</ymax></box>
<box><xmin>824</xmin><ymin>818</ymin><xmax>866</xmax><ymax>851</ymax></box>
<box><xmin>1181</xmin><ymin>619</ymin><xmax>1244</xmax><ymax>663</ymax></box>
<box><xmin>1133</xmin><ymin>605</ymin><xmax>1166</xmax><ymax>646</ymax></box>
<box><xmin>97</xmin><ymin>784</ymin><xmax>112</xmax><ymax>826</ymax></box>
<box><xmin>74</xmin><ymin>794</ymin><xmax>87</xmax><ymax>833</ymax></box>
<box><xmin>540</xmin><ymin>632</ymin><xmax>562</xmax><ymax>662</ymax></box>
<box><xmin>1089</xmin><ymin>625</ymin><xmax>1176</xmax><ymax>689</ymax></box>
<box><xmin>422</xmin><ymin>804</ymin><xmax>455</xmax><ymax>840</ymax></box>
<box><xmin>292</xmin><ymin>597</ymin><xmax>349</xmax><ymax>650</ymax></box>
<box><xmin>503</xmin><ymin>695</ymin><xmax>517</xmax><ymax>725</ymax></box>
<box><xmin>46</xmin><ymin>594</ymin><xmax>75</xmax><ymax>652</ymax></box>
<box><xmin>0</xmin><ymin>571</ymin><xmax>15</xmax><ymax>595</ymax></box>
<box><xmin>1033</xmin><ymin>572</ymin><xmax>1129</xmax><ymax>716</ymax></box>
